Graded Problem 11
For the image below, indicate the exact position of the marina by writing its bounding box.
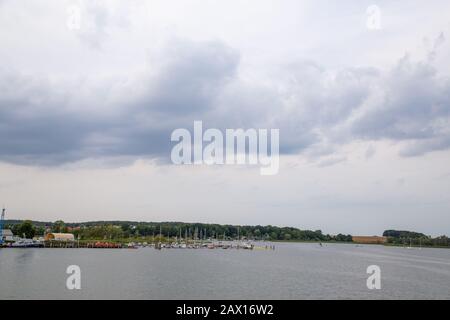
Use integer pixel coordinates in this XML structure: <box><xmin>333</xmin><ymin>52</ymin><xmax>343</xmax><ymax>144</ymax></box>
<box><xmin>1</xmin><ymin>210</ymin><xmax>274</xmax><ymax>250</ymax></box>
<box><xmin>1</xmin><ymin>239</ymin><xmax>273</xmax><ymax>250</ymax></box>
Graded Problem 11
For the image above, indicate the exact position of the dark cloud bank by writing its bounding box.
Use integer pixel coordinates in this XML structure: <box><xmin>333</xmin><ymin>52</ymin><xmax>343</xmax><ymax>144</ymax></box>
<box><xmin>1</xmin><ymin>37</ymin><xmax>449</xmax><ymax>166</ymax></box>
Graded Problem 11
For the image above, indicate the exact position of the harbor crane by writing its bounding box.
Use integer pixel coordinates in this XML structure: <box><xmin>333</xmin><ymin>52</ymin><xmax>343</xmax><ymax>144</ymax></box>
<box><xmin>0</xmin><ymin>207</ymin><xmax>5</xmax><ymax>245</ymax></box>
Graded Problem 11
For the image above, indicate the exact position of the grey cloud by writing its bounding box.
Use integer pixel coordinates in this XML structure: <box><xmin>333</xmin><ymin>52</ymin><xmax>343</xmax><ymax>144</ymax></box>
<box><xmin>399</xmin><ymin>136</ymin><xmax>450</xmax><ymax>157</ymax></box>
<box><xmin>140</xmin><ymin>39</ymin><xmax>239</xmax><ymax>115</ymax></box>
<box><xmin>1</xmin><ymin>35</ymin><xmax>450</xmax><ymax>166</ymax></box>
<box><xmin>73</xmin><ymin>1</ymin><xmax>132</xmax><ymax>50</ymax></box>
<box><xmin>426</xmin><ymin>32</ymin><xmax>445</xmax><ymax>62</ymax></box>
<box><xmin>317</xmin><ymin>156</ymin><xmax>346</xmax><ymax>168</ymax></box>
<box><xmin>349</xmin><ymin>54</ymin><xmax>450</xmax><ymax>151</ymax></box>
<box><xmin>0</xmin><ymin>39</ymin><xmax>240</xmax><ymax>165</ymax></box>
<box><xmin>266</xmin><ymin>40</ymin><xmax>450</xmax><ymax>160</ymax></box>
<box><xmin>270</xmin><ymin>63</ymin><xmax>379</xmax><ymax>155</ymax></box>
<box><xmin>365</xmin><ymin>145</ymin><xmax>376</xmax><ymax>159</ymax></box>
<box><xmin>0</xmin><ymin>72</ymin><xmax>93</xmax><ymax>164</ymax></box>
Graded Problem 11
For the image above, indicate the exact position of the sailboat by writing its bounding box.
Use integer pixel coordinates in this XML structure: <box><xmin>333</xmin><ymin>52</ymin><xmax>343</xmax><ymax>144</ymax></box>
<box><xmin>407</xmin><ymin>238</ymin><xmax>413</xmax><ymax>249</ymax></box>
<box><xmin>155</xmin><ymin>226</ymin><xmax>162</xmax><ymax>250</ymax></box>
<box><xmin>237</xmin><ymin>226</ymin><xmax>240</xmax><ymax>249</ymax></box>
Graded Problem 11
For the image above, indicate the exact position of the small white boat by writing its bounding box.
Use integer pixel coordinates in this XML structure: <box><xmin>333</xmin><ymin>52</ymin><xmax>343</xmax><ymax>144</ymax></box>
<box><xmin>242</xmin><ymin>242</ymin><xmax>254</xmax><ymax>250</ymax></box>
<box><xmin>11</xmin><ymin>239</ymin><xmax>42</xmax><ymax>248</ymax></box>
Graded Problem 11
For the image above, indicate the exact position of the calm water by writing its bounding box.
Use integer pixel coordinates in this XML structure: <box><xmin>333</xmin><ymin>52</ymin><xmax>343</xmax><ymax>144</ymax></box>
<box><xmin>1</xmin><ymin>243</ymin><xmax>449</xmax><ymax>299</ymax></box>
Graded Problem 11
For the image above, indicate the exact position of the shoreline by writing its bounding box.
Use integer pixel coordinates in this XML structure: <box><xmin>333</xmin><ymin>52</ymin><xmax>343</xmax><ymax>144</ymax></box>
<box><xmin>272</xmin><ymin>240</ymin><xmax>450</xmax><ymax>250</ymax></box>
<box><xmin>3</xmin><ymin>240</ymin><xmax>450</xmax><ymax>250</ymax></box>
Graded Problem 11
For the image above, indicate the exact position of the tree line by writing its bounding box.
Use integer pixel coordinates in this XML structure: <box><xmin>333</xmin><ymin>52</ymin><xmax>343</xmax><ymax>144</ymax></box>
<box><xmin>5</xmin><ymin>221</ymin><xmax>449</xmax><ymax>248</ymax></box>
<box><xmin>4</xmin><ymin>220</ymin><xmax>353</xmax><ymax>242</ymax></box>
<box><xmin>383</xmin><ymin>229</ymin><xmax>450</xmax><ymax>247</ymax></box>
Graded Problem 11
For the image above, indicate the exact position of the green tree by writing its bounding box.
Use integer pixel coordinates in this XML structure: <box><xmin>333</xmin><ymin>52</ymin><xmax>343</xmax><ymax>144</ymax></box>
<box><xmin>16</xmin><ymin>220</ymin><xmax>36</xmax><ymax>239</ymax></box>
<box><xmin>52</xmin><ymin>220</ymin><xmax>67</xmax><ymax>233</ymax></box>
<box><xmin>283</xmin><ymin>233</ymin><xmax>292</xmax><ymax>240</ymax></box>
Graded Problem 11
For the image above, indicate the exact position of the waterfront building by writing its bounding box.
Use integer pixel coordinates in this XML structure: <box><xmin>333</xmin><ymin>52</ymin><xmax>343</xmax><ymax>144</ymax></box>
<box><xmin>352</xmin><ymin>236</ymin><xmax>387</xmax><ymax>244</ymax></box>
<box><xmin>1</xmin><ymin>229</ymin><xmax>14</xmax><ymax>242</ymax></box>
<box><xmin>44</xmin><ymin>233</ymin><xmax>75</xmax><ymax>241</ymax></box>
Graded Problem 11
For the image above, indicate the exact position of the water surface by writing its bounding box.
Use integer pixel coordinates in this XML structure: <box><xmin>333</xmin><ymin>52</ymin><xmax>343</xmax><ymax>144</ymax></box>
<box><xmin>1</xmin><ymin>243</ymin><xmax>449</xmax><ymax>299</ymax></box>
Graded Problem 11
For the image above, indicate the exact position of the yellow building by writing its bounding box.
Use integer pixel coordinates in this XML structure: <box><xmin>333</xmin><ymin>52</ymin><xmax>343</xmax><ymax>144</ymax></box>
<box><xmin>44</xmin><ymin>233</ymin><xmax>75</xmax><ymax>241</ymax></box>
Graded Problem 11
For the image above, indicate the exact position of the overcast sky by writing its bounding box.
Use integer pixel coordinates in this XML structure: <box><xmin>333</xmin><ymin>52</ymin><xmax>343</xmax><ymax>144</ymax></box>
<box><xmin>1</xmin><ymin>0</ymin><xmax>450</xmax><ymax>236</ymax></box>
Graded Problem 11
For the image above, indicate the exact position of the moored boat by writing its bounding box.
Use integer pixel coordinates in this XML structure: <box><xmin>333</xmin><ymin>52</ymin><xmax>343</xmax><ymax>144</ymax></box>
<box><xmin>11</xmin><ymin>239</ymin><xmax>43</xmax><ymax>248</ymax></box>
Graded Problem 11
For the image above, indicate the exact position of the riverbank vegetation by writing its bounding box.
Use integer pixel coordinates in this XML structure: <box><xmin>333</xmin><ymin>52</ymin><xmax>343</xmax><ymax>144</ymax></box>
<box><xmin>383</xmin><ymin>230</ymin><xmax>450</xmax><ymax>248</ymax></box>
<box><xmin>5</xmin><ymin>220</ymin><xmax>351</xmax><ymax>242</ymax></box>
<box><xmin>4</xmin><ymin>220</ymin><xmax>449</xmax><ymax>248</ymax></box>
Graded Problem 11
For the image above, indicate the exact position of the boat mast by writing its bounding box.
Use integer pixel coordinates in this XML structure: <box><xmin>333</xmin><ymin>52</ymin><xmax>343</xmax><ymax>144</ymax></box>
<box><xmin>238</xmin><ymin>226</ymin><xmax>241</xmax><ymax>249</ymax></box>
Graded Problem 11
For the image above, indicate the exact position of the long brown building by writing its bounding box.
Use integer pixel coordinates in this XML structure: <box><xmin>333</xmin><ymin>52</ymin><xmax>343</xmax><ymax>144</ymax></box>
<box><xmin>352</xmin><ymin>236</ymin><xmax>387</xmax><ymax>244</ymax></box>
